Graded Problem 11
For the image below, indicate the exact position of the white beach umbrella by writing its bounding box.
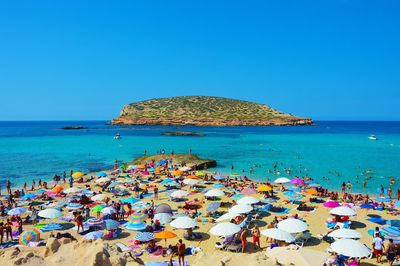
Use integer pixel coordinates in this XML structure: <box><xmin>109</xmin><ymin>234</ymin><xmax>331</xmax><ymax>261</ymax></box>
<box><xmin>237</xmin><ymin>196</ymin><xmax>260</xmax><ymax>205</ymax></box>
<box><xmin>182</xmin><ymin>179</ymin><xmax>200</xmax><ymax>186</ymax></box>
<box><xmin>215</xmin><ymin>212</ymin><xmax>239</xmax><ymax>222</ymax></box>
<box><xmin>328</xmin><ymin>229</ymin><xmax>362</xmax><ymax>239</ymax></box>
<box><xmin>330</xmin><ymin>239</ymin><xmax>371</xmax><ymax>258</ymax></box>
<box><xmin>210</xmin><ymin>222</ymin><xmax>241</xmax><ymax>237</ymax></box>
<box><xmin>179</xmin><ymin>166</ymin><xmax>192</xmax><ymax>171</ymax></box>
<box><xmin>38</xmin><ymin>208</ymin><xmax>63</xmax><ymax>219</ymax></box>
<box><xmin>228</xmin><ymin>204</ymin><xmax>253</xmax><ymax>214</ymax></box>
<box><xmin>277</xmin><ymin>218</ymin><xmax>308</xmax><ymax>234</ymax></box>
<box><xmin>101</xmin><ymin>207</ymin><xmax>117</xmax><ymax>215</ymax></box>
<box><xmin>63</xmin><ymin>187</ymin><xmax>82</xmax><ymax>194</ymax></box>
<box><xmin>330</xmin><ymin>206</ymin><xmax>356</xmax><ymax>216</ymax></box>
<box><xmin>261</xmin><ymin>228</ymin><xmax>295</xmax><ymax>243</ymax></box>
<box><xmin>204</xmin><ymin>189</ymin><xmax>225</xmax><ymax>197</ymax></box>
<box><xmin>154</xmin><ymin>213</ymin><xmax>173</xmax><ymax>225</ymax></box>
<box><xmin>8</xmin><ymin>207</ymin><xmax>27</xmax><ymax>216</ymax></box>
<box><xmin>170</xmin><ymin>217</ymin><xmax>197</xmax><ymax>229</ymax></box>
<box><xmin>266</xmin><ymin>246</ymin><xmax>327</xmax><ymax>266</ymax></box>
<box><xmin>274</xmin><ymin>177</ymin><xmax>291</xmax><ymax>184</ymax></box>
<box><xmin>95</xmin><ymin>177</ymin><xmax>111</xmax><ymax>184</ymax></box>
<box><xmin>170</xmin><ymin>190</ymin><xmax>190</xmax><ymax>199</ymax></box>
<box><xmin>91</xmin><ymin>194</ymin><xmax>109</xmax><ymax>202</ymax></box>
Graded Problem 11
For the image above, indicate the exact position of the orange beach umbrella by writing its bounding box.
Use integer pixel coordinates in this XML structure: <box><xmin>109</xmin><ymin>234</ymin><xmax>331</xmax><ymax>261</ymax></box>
<box><xmin>306</xmin><ymin>189</ymin><xmax>318</xmax><ymax>195</ymax></box>
<box><xmin>51</xmin><ymin>185</ymin><xmax>64</xmax><ymax>193</ymax></box>
<box><xmin>257</xmin><ymin>185</ymin><xmax>272</xmax><ymax>192</ymax></box>
<box><xmin>155</xmin><ymin>231</ymin><xmax>177</xmax><ymax>239</ymax></box>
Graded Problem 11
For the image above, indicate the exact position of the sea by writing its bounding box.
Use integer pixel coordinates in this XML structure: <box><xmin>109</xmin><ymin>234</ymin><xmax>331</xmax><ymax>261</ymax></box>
<box><xmin>0</xmin><ymin>121</ymin><xmax>399</xmax><ymax>195</ymax></box>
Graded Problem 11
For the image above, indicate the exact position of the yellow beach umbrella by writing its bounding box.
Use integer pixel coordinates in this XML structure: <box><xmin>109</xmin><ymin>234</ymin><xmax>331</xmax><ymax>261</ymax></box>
<box><xmin>195</xmin><ymin>171</ymin><xmax>205</xmax><ymax>176</ymax></box>
<box><xmin>257</xmin><ymin>185</ymin><xmax>272</xmax><ymax>192</ymax></box>
<box><xmin>137</xmin><ymin>165</ymin><xmax>146</xmax><ymax>169</ymax></box>
<box><xmin>172</xmin><ymin>170</ymin><xmax>183</xmax><ymax>176</ymax></box>
<box><xmin>187</xmin><ymin>175</ymin><xmax>199</xmax><ymax>179</ymax></box>
<box><xmin>72</xmin><ymin>172</ymin><xmax>85</xmax><ymax>178</ymax></box>
<box><xmin>306</xmin><ymin>189</ymin><xmax>318</xmax><ymax>195</ymax></box>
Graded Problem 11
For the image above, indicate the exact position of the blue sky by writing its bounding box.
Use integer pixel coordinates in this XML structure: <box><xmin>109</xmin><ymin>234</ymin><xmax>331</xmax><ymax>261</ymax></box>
<box><xmin>0</xmin><ymin>1</ymin><xmax>399</xmax><ymax>121</ymax></box>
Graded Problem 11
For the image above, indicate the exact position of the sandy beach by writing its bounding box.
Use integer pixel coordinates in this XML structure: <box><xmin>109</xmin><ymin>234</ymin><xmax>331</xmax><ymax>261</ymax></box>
<box><xmin>0</xmin><ymin>155</ymin><xmax>397</xmax><ymax>266</ymax></box>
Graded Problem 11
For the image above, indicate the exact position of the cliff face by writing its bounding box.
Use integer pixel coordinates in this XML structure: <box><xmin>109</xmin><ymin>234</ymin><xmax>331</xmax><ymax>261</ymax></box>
<box><xmin>111</xmin><ymin>96</ymin><xmax>313</xmax><ymax>126</ymax></box>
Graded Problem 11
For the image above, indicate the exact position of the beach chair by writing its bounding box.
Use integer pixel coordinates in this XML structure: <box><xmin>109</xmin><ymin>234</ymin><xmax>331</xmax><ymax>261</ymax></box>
<box><xmin>294</xmin><ymin>232</ymin><xmax>311</xmax><ymax>247</ymax></box>
<box><xmin>115</xmin><ymin>242</ymin><xmax>134</xmax><ymax>259</ymax></box>
<box><xmin>226</xmin><ymin>242</ymin><xmax>242</xmax><ymax>253</ymax></box>
<box><xmin>215</xmin><ymin>235</ymin><xmax>234</xmax><ymax>250</ymax></box>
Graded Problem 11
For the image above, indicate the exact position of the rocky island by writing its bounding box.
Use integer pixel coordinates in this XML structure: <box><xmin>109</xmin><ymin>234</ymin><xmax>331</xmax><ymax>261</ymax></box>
<box><xmin>111</xmin><ymin>96</ymin><xmax>313</xmax><ymax>126</ymax></box>
<box><xmin>132</xmin><ymin>153</ymin><xmax>216</xmax><ymax>170</ymax></box>
<box><xmin>161</xmin><ymin>131</ymin><xmax>206</xmax><ymax>137</ymax></box>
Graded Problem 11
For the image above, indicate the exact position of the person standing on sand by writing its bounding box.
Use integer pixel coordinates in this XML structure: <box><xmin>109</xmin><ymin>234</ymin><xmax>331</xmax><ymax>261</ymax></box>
<box><xmin>0</xmin><ymin>222</ymin><xmax>4</xmax><ymax>244</ymax></box>
<box><xmin>177</xmin><ymin>239</ymin><xmax>186</xmax><ymax>266</ymax></box>
<box><xmin>154</xmin><ymin>186</ymin><xmax>158</xmax><ymax>200</ymax></box>
<box><xmin>372</xmin><ymin>233</ymin><xmax>384</xmax><ymax>263</ymax></box>
<box><xmin>5</xmin><ymin>218</ymin><xmax>12</xmax><ymax>241</ymax></box>
<box><xmin>251</xmin><ymin>225</ymin><xmax>261</xmax><ymax>250</ymax></box>
<box><xmin>75</xmin><ymin>212</ymin><xmax>84</xmax><ymax>233</ymax></box>
<box><xmin>386</xmin><ymin>239</ymin><xmax>396</xmax><ymax>266</ymax></box>
<box><xmin>240</xmin><ymin>229</ymin><xmax>247</xmax><ymax>253</ymax></box>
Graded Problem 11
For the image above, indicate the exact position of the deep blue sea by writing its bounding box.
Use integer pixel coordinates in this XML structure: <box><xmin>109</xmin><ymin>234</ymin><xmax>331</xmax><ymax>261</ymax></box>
<box><xmin>0</xmin><ymin>121</ymin><xmax>399</xmax><ymax>194</ymax></box>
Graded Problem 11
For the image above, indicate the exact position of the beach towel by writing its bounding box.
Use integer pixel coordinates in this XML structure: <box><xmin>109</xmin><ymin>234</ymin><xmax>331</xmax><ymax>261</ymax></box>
<box><xmin>206</xmin><ymin>202</ymin><xmax>221</xmax><ymax>213</ymax></box>
<box><xmin>0</xmin><ymin>241</ymin><xmax>18</xmax><ymax>249</ymax></box>
<box><xmin>145</xmin><ymin>261</ymin><xmax>189</xmax><ymax>266</ymax></box>
<box><xmin>367</xmin><ymin>217</ymin><xmax>386</xmax><ymax>225</ymax></box>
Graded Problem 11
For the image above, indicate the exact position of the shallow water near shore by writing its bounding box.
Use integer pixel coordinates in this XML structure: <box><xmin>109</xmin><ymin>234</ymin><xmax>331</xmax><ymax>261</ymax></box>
<box><xmin>0</xmin><ymin>121</ymin><xmax>399</xmax><ymax>194</ymax></box>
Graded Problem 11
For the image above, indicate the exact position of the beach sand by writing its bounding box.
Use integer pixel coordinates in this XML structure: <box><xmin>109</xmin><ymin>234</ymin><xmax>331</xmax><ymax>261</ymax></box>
<box><xmin>0</xmin><ymin>165</ymin><xmax>391</xmax><ymax>266</ymax></box>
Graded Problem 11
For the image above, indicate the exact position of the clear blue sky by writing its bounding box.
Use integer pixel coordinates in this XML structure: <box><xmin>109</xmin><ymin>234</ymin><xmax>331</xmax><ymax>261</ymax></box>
<box><xmin>0</xmin><ymin>1</ymin><xmax>399</xmax><ymax>121</ymax></box>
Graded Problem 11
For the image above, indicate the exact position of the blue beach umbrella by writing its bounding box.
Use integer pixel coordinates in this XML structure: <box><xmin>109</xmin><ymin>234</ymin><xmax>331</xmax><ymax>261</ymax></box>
<box><xmin>8</xmin><ymin>207</ymin><xmax>27</xmax><ymax>216</ymax></box>
<box><xmin>360</xmin><ymin>203</ymin><xmax>374</xmax><ymax>209</ymax></box>
<box><xmin>147</xmin><ymin>168</ymin><xmax>155</xmax><ymax>172</ymax></box>
<box><xmin>213</xmin><ymin>184</ymin><xmax>224</xmax><ymax>188</ymax></box>
<box><xmin>161</xmin><ymin>178</ymin><xmax>173</xmax><ymax>185</ymax></box>
<box><xmin>84</xmin><ymin>231</ymin><xmax>104</xmax><ymax>240</ymax></box>
<box><xmin>157</xmin><ymin>159</ymin><xmax>168</xmax><ymax>166</ymax></box>
<box><xmin>215</xmin><ymin>175</ymin><xmax>225</xmax><ymax>180</ymax></box>
<box><xmin>231</xmin><ymin>193</ymin><xmax>244</xmax><ymax>200</ymax></box>
<box><xmin>119</xmin><ymin>197</ymin><xmax>140</xmax><ymax>204</ymax></box>
<box><xmin>41</xmin><ymin>222</ymin><xmax>63</xmax><ymax>232</ymax></box>
<box><xmin>125</xmin><ymin>221</ymin><xmax>147</xmax><ymax>231</ymax></box>
<box><xmin>167</xmin><ymin>181</ymin><xmax>180</xmax><ymax>187</ymax></box>
<box><xmin>103</xmin><ymin>219</ymin><xmax>120</xmax><ymax>230</ymax></box>
<box><xmin>375</xmin><ymin>197</ymin><xmax>391</xmax><ymax>203</ymax></box>
<box><xmin>35</xmin><ymin>189</ymin><xmax>47</xmax><ymax>194</ymax></box>
<box><xmin>134</xmin><ymin>232</ymin><xmax>154</xmax><ymax>242</ymax></box>
<box><xmin>86</xmin><ymin>218</ymin><xmax>104</xmax><ymax>226</ymax></box>
<box><xmin>22</xmin><ymin>193</ymin><xmax>36</xmax><ymax>199</ymax></box>
<box><xmin>66</xmin><ymin>203</ymin><xmax>83</xmax><ymax>210</ymax></box>
<box><xmin>97</xmin><ymin>172</ymin><xmax>107</xmax><ymax>177</ymax></box>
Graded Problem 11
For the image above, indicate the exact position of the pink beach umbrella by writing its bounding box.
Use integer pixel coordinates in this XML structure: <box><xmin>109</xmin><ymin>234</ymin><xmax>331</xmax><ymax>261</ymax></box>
<box><xmin>291</xmin><ymin>177</ymin><xmax>305</xmax><ymax>185</ymax></box>
<box><xmin>241</xmin><ymin>188</ymin><xmax>257</xmax><ymax>195</ymax></box>
<box><xmin>141</xmin><ymin>171</ymin><xmax>150</xmax><ymax>175</ymax></box>
<box><xmin>323</xmin><ymin>201</ymin><xmax>340</xmax><ymax>208</ymax></box>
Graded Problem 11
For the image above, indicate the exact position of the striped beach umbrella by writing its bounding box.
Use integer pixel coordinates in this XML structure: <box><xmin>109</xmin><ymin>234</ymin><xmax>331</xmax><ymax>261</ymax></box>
<box><xmin>84</xmin><ymin>231</ymin><xmax>104</xmax><ymax>240</ymax></box>
<box><xmin>19</xmin><ymin>229</ymin><xmax>40</xmax><ymax>245</ymax></box>
<box><xmin>8</xmin><ymin>207</ymin><xmax>27</xmax><ymax>216</ymax></box>
<box><xmin>125</xmin><ymin>221</ymin><xmax>147</xmax><ymax>231</ymax></box>
<box><xmin>66</xmin><ymin>203</ymin><xmax>83</xmax><ymax>210</ymax></box>
<box><xmin>103</xmin><ymin>219</ymin><xmax>120</xmax><ymax>230</ymax></box>
<box><xmin>134</xmin><ymin>232</ymin><xmax>154</xmax><ymax>242</ymax></box>
<box><xmin>101</xmin><ymin>207</ymin><xmax>117</xmax><ymax>215</ymax></box>
<box><xmin>86</xmin><ymin>218</ymin><xmax>104</xmax><ymax>226</ymax></box>
<box><xmin>128</xmin><ymin>213</ymin><xmax>148</xmax><ymax>222</ymax></box>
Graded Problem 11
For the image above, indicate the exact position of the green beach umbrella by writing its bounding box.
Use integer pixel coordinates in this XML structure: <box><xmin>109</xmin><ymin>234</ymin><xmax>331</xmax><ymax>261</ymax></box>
<box><xmin>91</xmin><ymin>205</ymin><xmax>105</xmax><ymax>212</ymax></box>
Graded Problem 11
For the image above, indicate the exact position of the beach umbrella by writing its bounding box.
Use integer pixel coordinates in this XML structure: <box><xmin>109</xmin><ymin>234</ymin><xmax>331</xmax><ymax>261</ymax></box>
<box><xmin>210</xmin><ymin>222</ymin><xmax>241</xmax><ymax>237</ymax></box>
<box><xmin>237</xmin><ymin>196</ymin><xmax>260</xmax><ymax>205</ymax></box>
<box><xmin>274</xmin><ymin>177</ymin><xmax>291</xmax><ymax>184</ymax></box>
<box><xmin>101</xmin><ymin>207</ymin><xmax>117</xmax><ymax>215</ymax></box>
<box><xmin>215</xmin><ymin>212</ymin><xmax>239</xmax><ymax>222</ymax></box>
<box><xmin>132</xmin><ymin>202</ymin><xmax>150</xmax><ymax>211</ymax></box>
<box><xmin>212</xmin><ymin>183</ymin><xmax>224</xmax><ymax>188</ymax></box>
<box><xmin>51</xmin><ymin>185</ymin><xmax>64</xmax><ymax>193</ymax></box>
<box><xmin>135</xmin><ymin>232</ymin><xmax>154</xmax><ymax>242</ymax></box>
<box><xmin>214</xmin><ymin>175</ymin><xmax>225</xmax><ymax>180</ymax></box>
<box><xmin>66</xmin><ymin>203</ymin><xmax>83</xmax><ymax>210</ymax></box>
<box><xmin>103</xmin><ymin>219</ymin><xmax>120</xmax><ymax>230</ymax></box>
<box><xmin>306</xmin><ymin>188</ymin><xmax>318</xmax><ymax>195</ymax></box>
<box><xmin>179</xmin><ymin>166</ymin><xmax>192</xmax><ymax>171</ymax></box>
<box><xmin>35</xmin><ymin>189</ymin><xmax>47</xmax><ymax>194</ymax></box>
<box><xmin>96</xmin><ymin>172</ymin><xmax>107</xmax><ymax>177</ymax></box>
<box><xmin>41</xmin><ymin>222</ymin><xmax>63</xmax><ymax>232</ymax></box>
<box><xmin>241</xmin><ymin>188</ymin><xmax>257</xmax><ymax>195</ymax></box>
<box><xmin>19</xmin><ymin>229</ymin><xmax>40</xmax><ymax>245</ymax></box>
<box><xmin>91</xmin><ymin>194</ymin><xmax>109</xmax><ymax>202</ymax></box>
<box><xmin>155</xmin><ymin>203</ymin><xmax>173</xmax><ymax>214</ymax></box>
<box><xmin>125</xmin><ymin>221</ymin><xmax>147</xmax><ymax>231</ymax></box>
<box><xmin>154</xmin><ymin>213</ymin><xmax>172</xmax><ymax>225</ymax></box>
<box><xmin>170</xmin><ymin>217</ymin><xmax>197</xmax><ymax>229</ymax></box>
<box><xmin>127</xmin><ymin>165</ymin><xmax>137</xmax><ymax>170</ymax></box>
<box><xmin>277</xmin><ymin>218</ymin><xmax>308</xmax><ymax>234</ymax></box>
<box><xmin>204</xmin><ymin>189</ymin><xmax>224</xmax><ymax>197</ymax></box>
<box><xmin>231</xmin><ymin>193</ymin><xmax>244</xmax><ymax>199</ymax></box>
<box><xmin>360</xmin><ymin>203</ymin><xmax>374</xmax><ymax>210</ymax></box>
<box><xmin>330</xmin><ymin>239</ymin><xmax>371</xmax><ymax>258</ymax></box>
<box><xmin>266</xmin><ymin>246</ymin><xmax>327</xmax><ymax>266</ymax></box>
<box><xmin>63</xmin><ymin>187</ymin><xmax>82</xmax><ymax>194</ymax></box>
<box><xmin>38</xmin><ymin>208</ymin><xmax>63</xmax><ymax>219</ymax></box>
<box><xmin>230</xmin><ymin>173</ymin><xmax>241</xmax><ymax>177</ymax></box>
<box><xmin>72</xmin><ymin>172</ymin><xmax>85</xmax><ymax>178</ymax></box>
<box><xmin>257</xmin><ymin>185</ymin><xmax>272</xmax><ymax>192</ymax></box>
<box><xmin>91</xmin><ymin>205</ymin><xmax>105</xmax><ymax>213</ymax></box>
<box><xmin>161</xmin><ymin>178</ymin><xmax>173</xmax><ymax>185</ymax></box>
<box><xmin>84</xmin><ymin>231</ymin><xmax>104</xmax><ymax>240</ymax></box>
<box><xmin>261</xmin><ymin>228</ymin><xmax>295</xmax><ymax>243</ymax></box>
<box><xmin>170</xmin><ymin>190</ymin><xmax>189</xmax><ymax>199</ymax></box>
<box><xmin>171</xmin><ymin>170</ymin><xmax>183</xmax><ymax>176</ymax></box>
<box><xmin>95</xmin><ymin>177</ymin><xmax>111</xmax><ymax>184</ymax></box>
<box><xmin>330</xmin><ymin>206</ymin><xmax>356</xmax><ymax>216</ymax></box>
<box><xmin>128</xmin><ymin>213</ymin><xmax>148</xmax><ymax>222</ymax></box>
<box><xmin>228</xmin><ymin>204</ymin><xmax>253</xmax><ymax>214</ymax></box>
<box><xmin>291</xmin><ymin>177</ymin><xmax>305</xmax><ymax>185</ymax></box>
<box><xmin>21</xmin><ymin>193</ymin><xmax>36</xmax><ymax>199</ymax></box>
<box><xmin>183</xmin><ymin>178</ymin><xmax>200</xmax><ymax>186</ymax></box>
<box><xmin>86</xmin><ymin>217</ymin><xmax>104</xmax><ymax>226</ymax></box>
<box><xmin>8</xmin><ymin>207</ymin><xmax>27</xmax><ymax>216</ymax></box>
<box><xmin>119</xmin><ymin>197</ymin><xmax>140</xmax><ymax>204</ymax></box>
<box><xmin>375</xmin><ymin>197</ymin><xmax>391</xmax><ymax>203</ymax></box>
<box><xmin>323</xmin><ymin>201</ymin><xmax>340</xmax><ymax>209</ymax></box>
<box><xmin>195</xmin><ymin>171</ymin><xmax>205</xmax><ymax>176</ymax></box>
<box><xmin>157</xmin><ymin>160</ymin><xmax>168</xmax><ymax>166</ymax></box>
<box><xmin>155</xmin><ymin>231</ymin><xmax>177</xmax><ymax>240</ymax></box>
<box><xmin>328</xmin><ymin>229</ymin><xmax>362</xmax><ymax>239</ymax></box>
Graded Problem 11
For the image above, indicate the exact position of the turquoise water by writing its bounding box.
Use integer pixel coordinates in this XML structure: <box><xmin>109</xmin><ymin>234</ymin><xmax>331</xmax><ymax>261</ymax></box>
<box><xmin>0</xmin><ymin>121</ymin><xmax>399</xmax><ymax>194</ymax></box>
